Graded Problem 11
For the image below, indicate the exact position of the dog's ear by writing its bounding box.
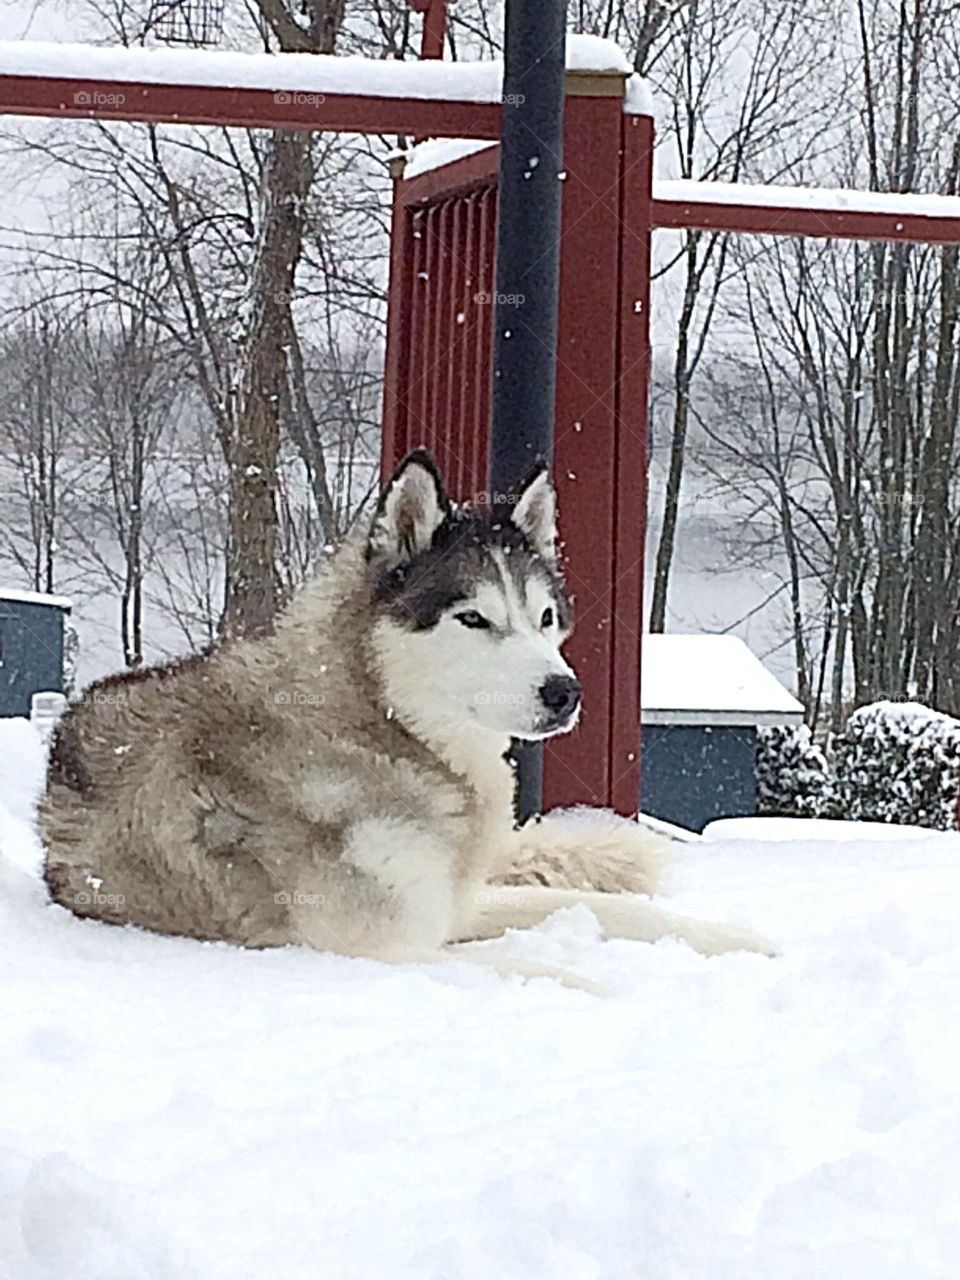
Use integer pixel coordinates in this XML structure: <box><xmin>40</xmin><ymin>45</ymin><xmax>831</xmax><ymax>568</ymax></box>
<box><xmin>368</xmin><ymin>448</ymin><xmax>451</xmax><ymax>572</ymax></box>
<box><xmin>510</xmin><ymin>464</ymin><xmax>558</xmax><ymax>564</ymax></box>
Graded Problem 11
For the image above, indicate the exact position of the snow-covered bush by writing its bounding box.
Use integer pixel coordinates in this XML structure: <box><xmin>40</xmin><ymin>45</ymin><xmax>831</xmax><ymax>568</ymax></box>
<box><xmin>832</xmin><ymin>701</ymin><xmax>960</xmax><ymax>829</ymax></box>
<box><xmin>757</xmin><ymin>724</ymin><xmax>832</xmax><ymax>818</ymax></box>
<box><xmin>62</xmin><ymin>616</ymin><xmax>80</xmax><ymax>698</ymax></box>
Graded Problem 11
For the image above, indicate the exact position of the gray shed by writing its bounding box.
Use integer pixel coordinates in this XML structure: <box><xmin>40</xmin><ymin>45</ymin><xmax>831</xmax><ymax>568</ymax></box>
<box><xmin>0</xmin><ymin>588</ymin><xmax>72</xmax><ymax>718</ymax></box>
<box><xmin>640</xmin><ymin>634</ymin><xmax>803</xmax><ymax>833</ymax></box>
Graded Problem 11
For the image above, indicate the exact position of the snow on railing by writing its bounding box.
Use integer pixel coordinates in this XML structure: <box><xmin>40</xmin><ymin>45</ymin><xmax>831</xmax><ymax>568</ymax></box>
<box><xmin>399</xmin><ymin>156</ymin><xmax>960</xmax><ymax>235</ymax></box>
<box><xmin>654</xmin><ymin>179</ymin><xmax>960</xmax><ymax>222</ymax></box>
<box><xmin>0</xmin><ymin>35</ymin><xmax>633</xmax><ymax>104</ymax></box>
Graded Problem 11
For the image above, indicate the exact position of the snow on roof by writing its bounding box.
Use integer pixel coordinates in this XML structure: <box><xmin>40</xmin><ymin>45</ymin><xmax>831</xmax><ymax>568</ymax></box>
<box><xmin>0</xmin><ymin>587</ymin><xmax>72</xmax><ymax>610</ymax></box>
<box><xmin>641</xmin><ymin>633</ymin><xmax>803</xmax><ymax>726</ymax></box>
<box><xmin>0</xmin><ymin>35</ymin><xmax>641</xmax><ymax>109</ymax></box>
<box><xmin>655</xmin><ymin>178</ymin><xmax>960</xmax><ymax>222</ymax></box>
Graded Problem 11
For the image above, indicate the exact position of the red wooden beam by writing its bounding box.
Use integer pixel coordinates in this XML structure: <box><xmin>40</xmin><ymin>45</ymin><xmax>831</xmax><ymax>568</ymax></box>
<box><xmin>0</xmin><ymin>71</ymin><xmax>502</xmax><ymax>138</ymax></box>
<box><xmin>652</xmin><ymin>191</ymin><xmax>960</xmax><ymax>245</ymax></box>
<box><xmin>398</xmin><ymin>145</ymin><xmax>498</xmax><ymax>205</ymax></box>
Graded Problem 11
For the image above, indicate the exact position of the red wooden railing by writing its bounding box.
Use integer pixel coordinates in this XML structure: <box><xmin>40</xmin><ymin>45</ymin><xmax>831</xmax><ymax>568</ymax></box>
<box><xmin>383</xmin><ymin>148</ymin><xmax>498</xmax><ymax>503</ymax></box>
<box><xmin>385</xmin><ymin>79</ymin><xmax>654</xmax><ymax>814</ymax></box>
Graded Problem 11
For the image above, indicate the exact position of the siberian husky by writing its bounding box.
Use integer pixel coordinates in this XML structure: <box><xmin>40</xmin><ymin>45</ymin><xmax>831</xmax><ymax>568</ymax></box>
<box><xmin>40</xmin><ymin>450</ymin><xmax>773</xmax><ymax>987</ymax></box>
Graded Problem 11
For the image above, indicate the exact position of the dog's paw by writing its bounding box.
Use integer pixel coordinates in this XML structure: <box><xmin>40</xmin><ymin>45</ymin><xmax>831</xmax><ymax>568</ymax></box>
<box><xmin>682</xmin><ymin>919</ymin><xmax>779</xmax><ymax>958</ymax></box>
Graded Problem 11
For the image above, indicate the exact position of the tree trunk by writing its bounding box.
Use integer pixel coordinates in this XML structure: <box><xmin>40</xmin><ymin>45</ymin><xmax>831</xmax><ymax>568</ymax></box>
<box><xmin>222</xmin><ymin>0</ymin><xmax>345</xmax><ymax>638</ymax></box>
<box><xmin>649</xmin><ymin>234</ymin><xmax>700</xmax><ymax>632</ymax></box>
<box><xmin>223</xmin><ymin>128</ymin><xmax>314</xmax><ymax>639</ymax></box>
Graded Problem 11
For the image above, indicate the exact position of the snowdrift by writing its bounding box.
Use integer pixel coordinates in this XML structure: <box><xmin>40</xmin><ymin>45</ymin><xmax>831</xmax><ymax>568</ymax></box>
<box><xmin>1</xmin><ymin>717</ymin><xmax>959</xmax><ymax>1278</ymax></box>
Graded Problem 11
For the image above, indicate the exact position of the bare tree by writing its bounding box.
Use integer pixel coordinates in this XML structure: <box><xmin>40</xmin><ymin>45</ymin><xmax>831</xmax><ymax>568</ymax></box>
<box><xmin>0</xmin><ymin>314</ymin><xmax>75</xmax><ymax>595</ymax></box>
<box><xmin>647</xmin><ymin>0</ymin><xmax>837</xmax><ymax>630</ymax></box>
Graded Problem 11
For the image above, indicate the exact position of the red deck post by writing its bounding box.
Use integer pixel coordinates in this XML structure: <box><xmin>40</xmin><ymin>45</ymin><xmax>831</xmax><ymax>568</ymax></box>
<box><xmin>540</xmin><ymin>74</ymin><xmax>647</xmax><ymax>813</ymax></box>
<box><xmin>607</xmin><ymin>110</ymin><xmax>654</xmax><ymax>815</ymax></box>
<box><xmin>405</xmin><ymin>0</ymin><xmax>447</xmax><ymax>61</ymax></box>
<box><xmin>381</xmin><ymin>156</ymin><xmax>415</xmax><ymax>477</ymax></box>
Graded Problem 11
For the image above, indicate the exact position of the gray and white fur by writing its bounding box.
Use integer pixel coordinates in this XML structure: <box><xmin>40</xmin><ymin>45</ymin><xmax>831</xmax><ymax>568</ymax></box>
<box><xmin>40</xmin><ymin>450</ymin><xmax>774</xmax><ymax>987</ymax></box>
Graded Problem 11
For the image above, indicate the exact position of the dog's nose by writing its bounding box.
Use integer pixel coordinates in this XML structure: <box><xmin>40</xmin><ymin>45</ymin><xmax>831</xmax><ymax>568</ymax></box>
<box><xmin>539</xmin><ymin>674</ymin><xmax>582</xmax><ymax>721</ymax></box>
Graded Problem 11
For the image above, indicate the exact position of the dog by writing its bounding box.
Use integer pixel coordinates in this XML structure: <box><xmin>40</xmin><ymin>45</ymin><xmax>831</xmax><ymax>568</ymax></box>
<box><xmin>40</xmin><ymin>450</ymin><xmax>773</xmax><ymax>987</ymax></box>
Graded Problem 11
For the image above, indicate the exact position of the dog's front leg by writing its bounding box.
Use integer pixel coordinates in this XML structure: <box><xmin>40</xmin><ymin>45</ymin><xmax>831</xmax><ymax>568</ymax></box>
<box><xmin>458</xmin><ymin>885</ymin><xmax>777</xmax><ymax>957</ymax></box>
<box><xmin>284</xmin><ymin>816</ymin><xmax>459</xmax><ymax>959</ymax></box>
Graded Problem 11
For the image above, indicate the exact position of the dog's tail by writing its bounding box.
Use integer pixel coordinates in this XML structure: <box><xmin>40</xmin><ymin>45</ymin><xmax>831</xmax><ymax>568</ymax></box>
<box><xmin>496</xmin><ymin>806</ymin><xmax>670</xmax><ymax>897</ymax></box>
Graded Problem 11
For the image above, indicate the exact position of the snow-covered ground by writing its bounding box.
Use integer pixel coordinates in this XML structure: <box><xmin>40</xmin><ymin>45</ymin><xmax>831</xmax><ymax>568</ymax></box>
<box><xmin>2</xmin><ymin>716</ymin><xmax>959</xmax><ymax>1279</ymax></box>
<box><xmin>703</xmin><ymin>815</ymin><xmax>947</xmax><ymax>843</ymax></box>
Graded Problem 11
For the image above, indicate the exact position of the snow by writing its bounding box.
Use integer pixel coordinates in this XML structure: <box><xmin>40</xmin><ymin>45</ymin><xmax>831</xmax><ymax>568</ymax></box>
<box><xmin>4</xmin><ymin>714</ymin><xmax>960</xmax><ymax>1278</ymax></box>
<box><xmin>0</xmin><ymin>35</ymin><xmax>641</xmax><ymax>110</ymax></box>
<box><xmin>564</xmin><ymin>35</ymin><xmax>632</xmax><ymax>74</ymax></box>
<box><xmin>637</xmin><ymin>810</ymin><xmax>705</xmax><ymax>843</ymax></box>
<box><xmin>655</xmin><ymin>178</ymin><xmax>960</xmax><ymax>221</ymax></box>
<box><xmin>0</xmin><ymin>718</ymin><xmax>48</xmax><ymax>839</ymax></box>
<box><xmin>641</xmin><ymin>633</ymin><xmax>804</xmax><ymax>726</ymax></box>
<box><xmin>624</xmin><ymin>74</ymin><xmax>655</xmax><ymax>116</ymax></box>
<box><xmin>865</xmin><ymin>698</ymin><xmax>960</xmax><ymax>726</ymax></box>
<box><xmin>403</xmin><ymin>138</ymin><xmax>497</xmax><ymax>180</ymax></box>
<box><xmin>0</xmin><ymin>587</ymin><xmax>72</xmax><ymax>610</ymax></box>
<box><xmin>704</xmin><ymin>816</ymin><xmax>945</xmax><ymax>843</ymax></box>
<box><xmin>0</xmin><ymin>38</ymin><xmax>503</xmax><ymax>103</ymax></box>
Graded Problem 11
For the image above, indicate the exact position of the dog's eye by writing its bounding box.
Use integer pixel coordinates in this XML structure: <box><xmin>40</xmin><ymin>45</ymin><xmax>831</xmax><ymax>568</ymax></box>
<box><xmin>455</xmin><ymin>610</ymin><xmax>491</xmax><ymax>630</ymax></box>
<box><xmin>540</xmin><ymin>607</ymin><xmax>554</xmax><ymax>629</ymax></box>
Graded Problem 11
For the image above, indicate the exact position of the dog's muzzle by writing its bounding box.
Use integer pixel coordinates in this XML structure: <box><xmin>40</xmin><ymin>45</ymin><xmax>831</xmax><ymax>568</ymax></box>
<box><xmin>537</xmin><ymin>674</ymin><xmax>582</xmax><ymax>733</ymax></box>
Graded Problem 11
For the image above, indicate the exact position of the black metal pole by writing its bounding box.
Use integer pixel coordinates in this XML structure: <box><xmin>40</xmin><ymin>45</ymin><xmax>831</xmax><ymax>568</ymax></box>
<box><xmin>489</xmin><ymin>0</ymin><xmax>566</xmax><ymax>820</ymax></box>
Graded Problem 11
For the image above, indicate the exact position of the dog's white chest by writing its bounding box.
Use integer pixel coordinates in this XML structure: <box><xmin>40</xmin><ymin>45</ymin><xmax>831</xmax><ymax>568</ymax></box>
<box><xmin>341</xmin><ymin>814</ymin><xmax>461</xmax><ymax>948</ymax></box>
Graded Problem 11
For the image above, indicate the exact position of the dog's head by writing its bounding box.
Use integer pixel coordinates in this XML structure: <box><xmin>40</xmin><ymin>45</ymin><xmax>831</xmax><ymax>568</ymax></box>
<box><xmin>367</xmin><ymin>449</ymin><xmax>580</xmax><ymax>743</ymax></box>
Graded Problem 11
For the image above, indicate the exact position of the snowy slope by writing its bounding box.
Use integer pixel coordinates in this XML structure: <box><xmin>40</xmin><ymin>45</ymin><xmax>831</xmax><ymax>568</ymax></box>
<box><xmin>2</xmin><ymin>718</ymin><xmax>959</xmax><ymax>1278</ymax></box>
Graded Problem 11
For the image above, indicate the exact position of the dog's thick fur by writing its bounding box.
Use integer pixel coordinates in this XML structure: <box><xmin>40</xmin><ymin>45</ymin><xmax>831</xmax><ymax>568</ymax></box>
<box><xmin>40</xmin><ymin>451</ymin><xmax>773</xmax><ymax>984</ymax></box>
